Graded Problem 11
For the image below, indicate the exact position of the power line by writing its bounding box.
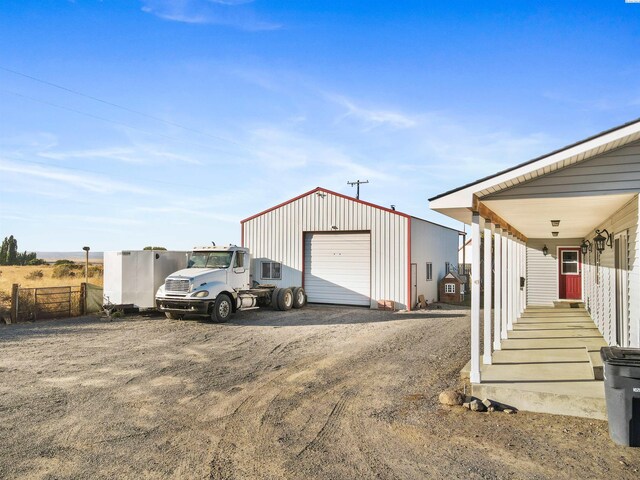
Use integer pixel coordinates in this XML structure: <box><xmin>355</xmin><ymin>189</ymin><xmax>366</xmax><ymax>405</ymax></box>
<box><xmin>0</xmin><ymin>89</ymin><xmax>250</xmax><ymax>157</ymax></box>
<box><xmin>0</xmin><ymin>156</ymin><xmax>225</xmax><ymax>193</ymax></box>
<box><xmin>0</xmin><ymin>65</ymin><xmax>242</xmax><ymax>147</ymax></box>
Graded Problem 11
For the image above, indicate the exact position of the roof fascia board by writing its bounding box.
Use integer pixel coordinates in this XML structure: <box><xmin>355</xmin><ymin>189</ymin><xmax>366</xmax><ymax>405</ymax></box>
<box><xmin>241</xmin><ymin>187</ymin><xmax>412</xmax><ymax>224</ymax></box>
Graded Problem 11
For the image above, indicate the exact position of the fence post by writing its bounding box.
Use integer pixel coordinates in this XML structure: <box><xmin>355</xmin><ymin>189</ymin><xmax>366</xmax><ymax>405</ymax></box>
<box><xmin>80</xmin><ymin>282</ymin><xmax>86</xmax><ymax>316</ymax></box>
<box><xmin>10</xmin><ymin>283</ymin><xmax>18</xmax><ymax>324</ymax></box>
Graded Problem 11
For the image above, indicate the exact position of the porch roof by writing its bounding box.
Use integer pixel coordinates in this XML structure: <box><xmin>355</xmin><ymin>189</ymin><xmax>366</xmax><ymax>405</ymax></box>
<box><xmin>429</xmin><ymin>118</ymin><xmax>640</xmax><ymax>235</ymax></box>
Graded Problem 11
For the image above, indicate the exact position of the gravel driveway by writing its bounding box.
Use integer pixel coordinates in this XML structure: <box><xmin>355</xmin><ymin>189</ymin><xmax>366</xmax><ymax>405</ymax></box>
<box><xmin>0</xmin><ymin>305</ymin><xmax>638</xmax><ymax>479</ymax></box>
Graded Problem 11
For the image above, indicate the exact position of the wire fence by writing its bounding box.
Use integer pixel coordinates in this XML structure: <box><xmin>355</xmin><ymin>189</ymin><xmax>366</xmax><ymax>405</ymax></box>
<box><xmin>15</xmin><ymin>285</ymin><xmax>83</xmax><ymax>322</ymax></box>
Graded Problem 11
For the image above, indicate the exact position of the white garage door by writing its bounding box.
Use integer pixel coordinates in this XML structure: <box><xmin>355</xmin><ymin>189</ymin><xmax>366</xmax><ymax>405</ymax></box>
<box><xmin>304</xmin><ymin>232</ymin><xmax>371</xmax><ymax>306</ymax></box>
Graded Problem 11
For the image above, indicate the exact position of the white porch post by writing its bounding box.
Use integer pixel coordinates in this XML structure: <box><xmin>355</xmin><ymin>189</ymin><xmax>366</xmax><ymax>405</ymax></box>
<box><xmin>520</xmin><ymin>241</ymin><xmax>526</xmax><ymax>315</ymax></box>
<box><xmin>501</xmin><ymin>230</ymin><xmax>508</xmax><ymax>339</ymax></box>
<box><xmin>516</xmin><ymin>240</ymin><xmax>521</xmax><ymax>318</ymax></box>
<box><xmin>483</xmin><ymin>219</ymin><xmax>493</xmax><ymax>365</ymax></box>
<box><xmin>470</xmin><ymin>212</ymin><xmax>482</xmax><ymax>383</ymax></box>
<box><xmin>493</xmin><ymin>225</ymin><xmax>502</xmax><ymax>351</ymax></box>
<box><xmin>507</xmin><ymin>234</ymin><xmax>514</xmax><ymax>330</ymax></box>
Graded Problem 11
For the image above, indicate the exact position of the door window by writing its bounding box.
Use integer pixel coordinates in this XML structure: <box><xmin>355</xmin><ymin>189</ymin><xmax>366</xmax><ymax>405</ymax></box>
<box><xmin>561</xmin><ymin>251</ymin><xmax>579</xmax><ymax>275</ymax></box>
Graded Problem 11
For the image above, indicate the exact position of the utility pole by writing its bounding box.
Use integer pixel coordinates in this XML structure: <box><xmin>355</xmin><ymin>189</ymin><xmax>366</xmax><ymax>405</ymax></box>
<box><xmin>347</xmin><ymin>180</ymin><xmax>369</xmax><ymax>200</ymax></box>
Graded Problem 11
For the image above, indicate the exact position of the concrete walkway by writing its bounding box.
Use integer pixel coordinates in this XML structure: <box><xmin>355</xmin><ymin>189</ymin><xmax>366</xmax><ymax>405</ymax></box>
<box><xmin>469</xmin><ymin>306</ymin><xmax>607</xmax><ymax>419</ymax></box>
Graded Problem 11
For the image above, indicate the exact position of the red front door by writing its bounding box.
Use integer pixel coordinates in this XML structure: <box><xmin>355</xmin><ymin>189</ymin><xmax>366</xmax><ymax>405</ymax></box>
<box><xmin>558</xmin><ymin>248</ymin><xmax>582</xmax><ymax>300</ymax></box>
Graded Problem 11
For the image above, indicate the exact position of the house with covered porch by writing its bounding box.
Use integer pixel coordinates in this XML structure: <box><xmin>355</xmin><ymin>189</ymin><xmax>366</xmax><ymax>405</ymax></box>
<box><xmin>429</xmin><ymin>118</ymin><xmax>640</xmax><ymax>419</ymax></box>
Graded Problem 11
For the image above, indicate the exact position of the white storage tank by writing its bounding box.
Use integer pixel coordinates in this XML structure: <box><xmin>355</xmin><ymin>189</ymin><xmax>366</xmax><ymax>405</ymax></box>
<box><xmin>104</xmin><ymin>250</ymin><xmax>188</xmax><ymax>309</ymax></box>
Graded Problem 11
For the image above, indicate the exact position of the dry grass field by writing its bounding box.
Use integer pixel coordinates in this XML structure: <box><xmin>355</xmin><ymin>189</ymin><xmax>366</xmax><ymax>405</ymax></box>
<box><xmin>0</xmin><ymin>265</ymin><xmax>103</xmax><ymax>319</ymax></box>
<box><xmin>0</xmin><ymin>265</ymin><xmax>103</xmax><ymax>294</ymax></box>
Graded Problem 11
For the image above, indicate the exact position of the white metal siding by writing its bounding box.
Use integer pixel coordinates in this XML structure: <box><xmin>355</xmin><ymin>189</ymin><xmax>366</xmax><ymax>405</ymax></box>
<box><xmin>243</xmin><ymin>190</ymin><xmax>410</xmax><ymax>309</ymax></box>
<box><xmin>304</xmin><ymin>233</ymin><xmax>370</xmax><ymax>306</ymax></box>
<box><xmin>525</xmin><ymin>239</ymin><xmax>582</xmax><ymax>306</ymax></box>
<box><xmin>488</xmin><ymin>140</ymin><xmax>640</xmax><ymax>199</ymax></box>
<box><xmin>583</xmin><ymin>195</ymin><xmax>639</xmax><ymax>347</ymax></box>
<box><xmin>410</xmin><ymin>217</ymin><xmax>460</xmax><ymax>303</ymax></box>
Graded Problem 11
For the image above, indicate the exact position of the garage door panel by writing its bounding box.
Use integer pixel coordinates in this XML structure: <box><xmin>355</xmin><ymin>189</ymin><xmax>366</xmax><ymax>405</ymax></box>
<box><xmin>304</xmin><ymin>232</ymin><xmax>370</xmax><ymax>306</ymax></box>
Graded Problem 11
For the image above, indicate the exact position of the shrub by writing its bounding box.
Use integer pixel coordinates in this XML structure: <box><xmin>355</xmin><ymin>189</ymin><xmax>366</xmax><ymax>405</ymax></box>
<box><xmin>88</xmin><ymin>265</ymin><xmax>103</xmax><ymax>278</ymax></box>
<box><xmin>54</xmin><ymin>259</ymin><xmax>75</xmax><ymax>266</ymax></box>
<box><xmin>52</xmin><ymin>264</ymin><xmax>82</xmax><ymax>278</ymax></box>
<box><xmin>25</xmin><ymin>270</ymin><xmax>44</xmax><ymax>280</ymax></box>
<box><xmin>28</xmin><ymin>258</ymin><xmax>47</xmax><ymax>266</ymax></box>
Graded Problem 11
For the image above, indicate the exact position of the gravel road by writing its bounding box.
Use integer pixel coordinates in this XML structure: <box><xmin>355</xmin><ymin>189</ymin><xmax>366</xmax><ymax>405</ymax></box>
<box><xmin>1</xmin><ymin>305</ymin><xmax>638</xmax><ymax>479</ymax></box>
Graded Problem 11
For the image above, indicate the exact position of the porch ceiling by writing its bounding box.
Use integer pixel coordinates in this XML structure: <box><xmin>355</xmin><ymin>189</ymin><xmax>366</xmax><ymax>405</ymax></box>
<box><xmin>482</xmin><ymin>193</ymin><xmax>635</xmax><ymax>238</ymax></box>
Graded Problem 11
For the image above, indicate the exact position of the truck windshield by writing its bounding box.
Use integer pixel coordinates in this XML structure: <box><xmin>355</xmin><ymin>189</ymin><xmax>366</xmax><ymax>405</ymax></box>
<box><xmin>188</xmin><ymin>252</ymin><xmax>233</xmax><ymax>269</ymax></box>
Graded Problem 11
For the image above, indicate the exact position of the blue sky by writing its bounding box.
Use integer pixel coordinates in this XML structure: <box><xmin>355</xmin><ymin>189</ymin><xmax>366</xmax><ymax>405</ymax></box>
<box><xmin>1</xmin><ymin>0</ymin><xmax>639</xmax><ymax>252</ymax></box>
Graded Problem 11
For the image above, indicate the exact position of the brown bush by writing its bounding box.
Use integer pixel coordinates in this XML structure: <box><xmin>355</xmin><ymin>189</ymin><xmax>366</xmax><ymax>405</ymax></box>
<box><xmin>52</xmin><ymin>264</ymin><xmax>82</xmax><ymax>278</ymax></box>
<box><xmin>25</xmin><ymin>270</ymin><xmax>44</xmax><ymax>280</ymax></box>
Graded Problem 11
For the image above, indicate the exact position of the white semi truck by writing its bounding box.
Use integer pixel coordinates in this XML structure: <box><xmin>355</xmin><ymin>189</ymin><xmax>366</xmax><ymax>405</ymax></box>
<box><xmin>155</xmin><ymin>245</ymin><xmax>306</xmax><ymax>322</ymax></box>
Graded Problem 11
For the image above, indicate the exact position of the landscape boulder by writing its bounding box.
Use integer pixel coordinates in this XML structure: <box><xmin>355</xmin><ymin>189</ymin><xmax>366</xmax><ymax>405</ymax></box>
<box><xmin>469</xmin><ymin>399</ymin><xmax>486</xmax><ymax>412</ymax></box>
<box><xmin>439</xmin><ymin>390</ymin><xmax>464</xmax><ymax>406</ymax></box>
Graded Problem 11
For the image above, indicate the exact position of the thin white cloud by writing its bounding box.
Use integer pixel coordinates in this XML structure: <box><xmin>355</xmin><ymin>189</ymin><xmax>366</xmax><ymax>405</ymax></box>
<box><xmin>0</xmin><ymin>160</ymin><xmax>152</xmax><ymax>195</ymax></box>
<box><xmin>49</xmin><ymin>214</ymin><xmax>141</xmax><ymax>226</ymax></box>
<box><xmin>327</xmin><ymin>94</ymin><xmax>418</xmax><ymax>130</ymax></box>
<box><xmin>248</xmin><ymin>126</ymin><xmax>390</xmax><ymax>181</ymax></box>
<box><xmin>140</xmin><ymin>0</ymin><xmax>281</xmax><ymax>31</ymax></box>
<box><xmin>39</xmin><ymin>146</ymin><xmax>202</xmax><ymax>165</ymax></box>
<box><xmin>135</xmin><ymin>205</ymin><xmax>239</xmax><ymax>223</ymax></box>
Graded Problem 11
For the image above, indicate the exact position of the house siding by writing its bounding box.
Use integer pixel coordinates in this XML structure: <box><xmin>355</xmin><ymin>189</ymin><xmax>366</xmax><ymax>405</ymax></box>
<box><xmin>410</xmin><ymin>218</ymin><xmax>460</xmax><ymax>304</ymax></box>
<box><xmin>487</xmin><ymin>140</ymin><xmax>640</xmax><ymax>199</ymax></box>
<box><xmin>526</xmin><ymin>238</ymin><xmax>582</xmax><ymax>306</ymax></box>
<box><xmin>583</xmin><ymin>195</ymin><xmax>639</xmax><ymax>347</ymax></box>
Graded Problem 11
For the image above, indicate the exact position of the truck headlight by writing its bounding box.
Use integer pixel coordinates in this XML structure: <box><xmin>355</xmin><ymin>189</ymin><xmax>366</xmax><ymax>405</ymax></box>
<box><xmin>193</xmin><ymin>290</ymin><xmax>209</xmax><ymax>298</ymax></box>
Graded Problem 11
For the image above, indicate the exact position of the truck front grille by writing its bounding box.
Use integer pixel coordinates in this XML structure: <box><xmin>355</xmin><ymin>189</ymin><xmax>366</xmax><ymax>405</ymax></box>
<box><xmin>165</xmin><ymin>279</ymin><xmax>190</xmax><ymax>294</ymax></box>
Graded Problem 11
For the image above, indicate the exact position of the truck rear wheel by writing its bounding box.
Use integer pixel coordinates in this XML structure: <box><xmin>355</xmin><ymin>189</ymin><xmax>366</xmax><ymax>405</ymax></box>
<box><xmin>292</xmin><ymin>287</ymin><xmax>306</xmax><ymax>309</ymax></box>
<box><xmin>270</xmin><ymin>288</ymin><xmax>281</xmax><ymax>309</ymax></box>
<box><xmin>277</xmin><ymin>288</ymin><xmax>293</xmax><ymax>311</ymax></box>
<box><xmin>211</xmin><ymin>294</ymin><xmax>232</xmax><ymax>323</ymax></box>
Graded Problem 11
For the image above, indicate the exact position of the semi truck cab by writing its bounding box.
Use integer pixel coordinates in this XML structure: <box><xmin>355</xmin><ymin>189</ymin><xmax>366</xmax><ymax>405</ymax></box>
<box><xmin>155</xmin><ymin>245</ymin><xmax>305</xmax><ymax>322</ymax></box>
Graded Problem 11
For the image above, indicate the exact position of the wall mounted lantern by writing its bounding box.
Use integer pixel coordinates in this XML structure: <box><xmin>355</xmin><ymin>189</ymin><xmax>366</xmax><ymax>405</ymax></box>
<box><xmin>551</xmin><ymin>231</ymin><xmax>559</xmax><ymax>237</ymax></box>
<box><xmin>542</xmin><ymin>245</ymin><xmax>549</xmax><ymax>256</ymax></box>
<box><xmin>580</xmin><ymin>239</ymin><xmax>592</xmax><ymax>255</ymax></box>
<box><xmin>594</xmin><ymin>229</ymin><xmax>613</xmax><ymax>253</ymax></box>
<box><xmin>551</xmin><ymin>220</ymin><xmax>560</xmax><ymax>227</ymax></box>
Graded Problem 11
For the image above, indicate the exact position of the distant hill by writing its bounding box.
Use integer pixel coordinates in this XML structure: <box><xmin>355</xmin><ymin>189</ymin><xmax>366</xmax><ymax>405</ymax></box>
<box><xmin>36</xmin><ymin>252</ymin><xmax>104</xmax><ymax>263</ymax></box>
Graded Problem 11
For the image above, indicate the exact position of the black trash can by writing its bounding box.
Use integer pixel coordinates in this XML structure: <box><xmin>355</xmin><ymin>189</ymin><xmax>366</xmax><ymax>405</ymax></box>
<box><xmin>601</xmin><ymin>346</ymin><xmax>640</xmax><ymax>447</ymax></box>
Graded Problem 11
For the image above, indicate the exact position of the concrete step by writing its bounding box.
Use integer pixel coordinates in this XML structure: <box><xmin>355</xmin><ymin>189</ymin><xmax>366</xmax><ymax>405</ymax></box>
<box><xmin>508</xmin><ymin>328</ymin><xmax>603</xmax><ymax>339</ymax></box>
<box><xmin>480</xmin><ymin>361</ymin><xmax>595</xmax><ymax>382</ymax></box>
<box><xmin>501</xmin><ymin>337</ymin><xmax>607</xmax><ymax>350</ymax></box>
<box><xmin>513</xmin><ymin>322</ymin><xmax>598</xmax><ymax>330</ymax></box>
<box><xmin>492</xmin><ymin>347</ymin><xmax>587</xmax><ymax>364</ymax></box>
<box><xmin>472</xmin><ymin>381</ymin><xmax>606</xmax><ymax>420</ymax></box>
<box><xmin>520</xmin><ymin>312</ymin><xmax>589</xmax><ymax>318</ymax></box>
<box><xmin>585</xmin><ymin>347</ymin><xmax>604</xmax><ymax>380</ymax></box>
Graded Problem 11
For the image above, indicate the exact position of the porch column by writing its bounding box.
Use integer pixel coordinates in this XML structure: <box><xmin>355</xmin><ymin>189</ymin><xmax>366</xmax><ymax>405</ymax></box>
<box><xmin>507</xmin><ymin>233</ymin><xmax>514</xmax><ymax>330</ymax></box>
<box><xmin>493</xmin><ymin>225</ymin><xmax>502</xmax><ymax>351</ymax></box>
<box><xmin>516</xmin><ymin>240</ymin><xmax>521</xmax><ymax>318</ymax></box>
<box><xmin>520</xmin><ymin>241</ymin><xmax>526</xmax><ymax>315</ymax></box>
<box><xmin>483</xmin><ymin>219</ymin><xmax>493</xmax><ymax>365</ymax></box>
<box><xmin>470</xmin><ymin>212</ymin><xmax>482</xmax><ymax>383</ymax></box>
<box><xmin>501</xmin><ymin>230</ymin><xmax>509</xmax><ymax>339</ymax></box>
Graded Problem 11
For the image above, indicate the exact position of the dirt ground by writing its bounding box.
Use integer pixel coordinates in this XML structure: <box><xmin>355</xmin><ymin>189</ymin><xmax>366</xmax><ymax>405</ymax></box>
<box><xmin>1</xmin><ymin>305</ymin><xmax>639</xmax><ymax>480</ymax></box>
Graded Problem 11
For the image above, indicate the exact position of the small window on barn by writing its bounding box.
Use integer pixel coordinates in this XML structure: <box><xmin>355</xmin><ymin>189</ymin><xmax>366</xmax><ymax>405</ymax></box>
<box><xmin>445</xmin><ymin>283</ymin><xmax>456</xmax><ymax>294</ymax></box>
<box><xmin>426</xmin><ymin>262</ymin><xmax>433</xmax><ymax>281</ymax></box>
<box><xmin>261</xmin><ymin>261</ymin><xmax>282</xmax><ymax>280</ymax></box>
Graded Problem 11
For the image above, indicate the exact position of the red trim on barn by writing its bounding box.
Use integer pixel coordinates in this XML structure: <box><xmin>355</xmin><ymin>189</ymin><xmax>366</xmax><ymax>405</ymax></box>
<box><xmin>407</xmin><ymin>218</ymin><xmax>412</xmax><ymax>312</ymax></box>
<box><xmin>240</xmin><ymin>187</ymin><xmax>412</xmax><ymax>224</ymax></box>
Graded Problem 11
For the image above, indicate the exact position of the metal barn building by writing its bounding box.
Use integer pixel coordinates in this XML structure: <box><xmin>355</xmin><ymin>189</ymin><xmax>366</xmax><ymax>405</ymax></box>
<box><xmin>241</xmin><ymin>187</ymin><xmax>460</xmax><ymax>310</ymax></box>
